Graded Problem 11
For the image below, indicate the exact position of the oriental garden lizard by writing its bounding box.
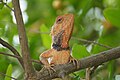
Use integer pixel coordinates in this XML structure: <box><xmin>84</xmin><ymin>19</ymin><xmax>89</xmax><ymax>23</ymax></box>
<box><xmin>39</xmin><ymin>14</ymin><xmax>78</xmax><ymax>72</ymax></box>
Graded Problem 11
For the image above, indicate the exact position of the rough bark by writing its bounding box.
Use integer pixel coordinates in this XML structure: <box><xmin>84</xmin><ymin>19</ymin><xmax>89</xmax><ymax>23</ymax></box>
<box><xmin>12</xmin><ymin>0</ymin><xmax>36</xmax><ymax>79</ymax></box>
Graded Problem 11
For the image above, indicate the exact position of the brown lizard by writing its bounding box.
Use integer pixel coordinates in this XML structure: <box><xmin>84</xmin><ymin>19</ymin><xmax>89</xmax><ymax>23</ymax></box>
<box><xmin>39</xmin><ymin>14</ymin><xmax>77</xmax><ymax>71</ymax></box>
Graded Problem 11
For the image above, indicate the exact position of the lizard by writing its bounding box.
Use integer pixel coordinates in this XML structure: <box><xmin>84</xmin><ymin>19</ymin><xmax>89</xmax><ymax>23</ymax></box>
<box><xmin>39</xmin><ymin>14</ymin><xmax>77</xmax><ymax>72</ymax></box>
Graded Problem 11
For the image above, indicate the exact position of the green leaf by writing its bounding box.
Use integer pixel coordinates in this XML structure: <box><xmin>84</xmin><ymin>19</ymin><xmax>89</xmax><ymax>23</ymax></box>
<box><xmin>115</xmin><ymin>75</ymin><xmax>120</xmax><ymax>80</ymax></box>
<box><xmin>92</xmin><ymin>44</ymin><xmax>108</xmax><ymax>54</ymax></box>
<box><xmin>0</xmin><ymin>2</ymin><xmax>4</xmax><ymax>9</ymax></box>
<box><xmin>72</xmin><ymin>44</ymin><xmax>90</xmax><ymax>59</ymax></box>
<box><xmin>74</xmin><ymin>70</ymin><xmax>85</xmax><ymax>78</ymax></box>
<box><xmin>0</xmin><ymin>56</ymin><xmax>9</xmax><ymax>72</ymax></box>
<box><xmin>0</xmin><ymin>27</ymin><xmax>4</xmax><ymax>37</ymax></box>
<box><xmin>5</xmin><ymin>64</ymin><xmax>12</xmax><ymax>80</ymax></box>
<box><xmin>107</xmin><ymin>60</ymin><xmax>115</xmax><ymax>80</ymax></box>
<box><xmin>97</xmin><ymin>29</ymin><xmax>120</xmax><ymax>47</ymax></box>
<box><xmin>40</xmin><ymin>24</ymin><xmax>51</xmax><ymax>49</ymax></box>
<box><xmin>103</xmin><ymin>0</ymin><xmax>120</xmax><ymax>8</ymax></box>
<box><xmin>103</xmin><ymin>8</ymin><xmax>120</xmax><ymax>28</ymax></box>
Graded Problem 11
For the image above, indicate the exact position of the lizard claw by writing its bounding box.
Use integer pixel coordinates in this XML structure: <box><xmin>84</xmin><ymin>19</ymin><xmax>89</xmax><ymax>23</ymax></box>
<box><xmin>69</xmin><ymin>57</ymin><xmax>79</xmax><ymax>69</ymax></box>
<box><xmin>42</xmin><ymin>64</ymin><xmax>56</xmax><ymax>76</ymax></box>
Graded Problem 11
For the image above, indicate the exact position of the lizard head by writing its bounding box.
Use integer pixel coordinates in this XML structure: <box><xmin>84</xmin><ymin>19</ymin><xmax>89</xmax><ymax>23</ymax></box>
<box><xmin>51</xmin><ymin>14</ymin><xmax>74</xmax><ymax>49</ymax></box>
<box><xmin>50</xmin><ymin>13</ymin><xmax>74</xmax><ymax>37</ymax></box>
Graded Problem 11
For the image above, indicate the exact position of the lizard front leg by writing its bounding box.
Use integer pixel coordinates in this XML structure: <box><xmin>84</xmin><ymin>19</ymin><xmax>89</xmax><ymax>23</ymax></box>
<box><xmin>40</xmin><ymin>49</ymin><xmax>56</xmax><ymax>74</ymax></box>
<box><xmin>69</xmin><ymin>56</ymin><xmax>79</xmax><ymax>69</ymax></box>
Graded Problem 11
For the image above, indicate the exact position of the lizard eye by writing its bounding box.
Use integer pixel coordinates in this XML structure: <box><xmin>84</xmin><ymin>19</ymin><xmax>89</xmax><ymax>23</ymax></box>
<box><xmin>56</xmin><ymin>17</ymin><xmax>63</xmax><ymax>24</ymax></box>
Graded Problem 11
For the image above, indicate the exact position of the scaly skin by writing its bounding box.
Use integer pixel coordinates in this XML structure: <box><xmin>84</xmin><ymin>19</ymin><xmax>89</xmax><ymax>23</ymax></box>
<box><xmin>40</xmin><ymin>14</ymin><xmax>75</xmax><ymax>70</ymax></box>
<box><xmin>51</xmin><ymin>14</ymin><xmax>74</xmax><ymax>48</ymax></box>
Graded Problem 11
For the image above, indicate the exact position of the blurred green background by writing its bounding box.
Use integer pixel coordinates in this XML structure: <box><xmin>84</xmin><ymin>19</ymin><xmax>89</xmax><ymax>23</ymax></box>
<box><xmin>0</xmin><ymin>0</ymin><xmax>120</xmax><ymax>80</ymax></box>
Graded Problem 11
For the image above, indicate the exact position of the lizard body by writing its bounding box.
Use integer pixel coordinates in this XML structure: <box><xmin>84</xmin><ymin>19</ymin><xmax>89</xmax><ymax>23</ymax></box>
<box><xmin>40</xmin><ymin>14</ymin><xmax>75</xmax><ymax>69</ymax></box>
<box><xmin>40</xmin><ymin>49</ymin><xmax>70</xmax><ymax>65</ymax></box>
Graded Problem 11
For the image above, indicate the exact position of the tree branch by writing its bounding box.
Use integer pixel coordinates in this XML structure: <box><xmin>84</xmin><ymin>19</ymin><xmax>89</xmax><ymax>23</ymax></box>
<box><xmin>0</xmin><ymin>52</ymin><xmax>20</xmax><ymax>59</ymax></box>
<box><xmin>4</xmin><ymin>2</ymin><xmax>14</xmax><ymax>11</ymax></box>
<box><xmin>0</xmin><ymin>38</ymin><xmax>24</xmax><ymax>68</ymax></box>
<box><xmin>12</xmin><ymin>0</ymin><xmax>36</xmax><ymax>79</ymax></box>
<box><xmin>37</xmin><ymin>47</ymin><xmax>120</xmax><ymax>80</ymax></box>
<box><xmin>0</xmin><ymin>52</ymin><xmax>42</xmax><ymax>65</ymax></box>
<box><xmin>72</xmin><ymin>37</ymin><xmax>112</xmax><ymax>49</ymax></box>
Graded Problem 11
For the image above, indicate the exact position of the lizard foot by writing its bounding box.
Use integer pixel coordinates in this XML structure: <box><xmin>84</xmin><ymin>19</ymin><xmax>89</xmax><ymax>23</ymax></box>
<box><xmin>42</xmin><ymin>64</ymin><xmax>56</xmax><ymax>76</ymax></box>
<box><xmin>69</xmin><ymin>57</ymin><xmax>79</xmax><ymax>69</ymax></box>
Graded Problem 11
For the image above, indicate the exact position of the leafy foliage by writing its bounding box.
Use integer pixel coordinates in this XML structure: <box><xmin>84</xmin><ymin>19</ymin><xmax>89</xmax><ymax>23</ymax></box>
<box><xmin>0</xmin><ymin>0</ymin><xmax>120</xmax><ymax>80</ymax></box>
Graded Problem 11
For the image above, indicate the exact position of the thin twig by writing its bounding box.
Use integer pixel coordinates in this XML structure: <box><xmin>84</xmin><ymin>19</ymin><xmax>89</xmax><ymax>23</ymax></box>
<box><xmin>86</xmin><ymin>68</ymin><xmax>91</xmax><ymax>80</ymax></box>
<box><xmin>34</xmin><ymin>31</ymin><xmax>50</xmax><ymax>34</ymax></box>
<box><xmin>0</xmin><ymin>38</ymin><xmax>21</xmax><ymax>57</ymax></box>
<box><xmin>0</xmin><ymin>72</ymin><xmax>17</xmax><ymax>80</ymax></box>
<box><xmin>4</xmin><ymin>2</ymin><xmax>14</xmax><ymax>11</ymax></box>
<box><xmin>0</xmin><ymin>38</ymin><xmax>24</xmax><ymax>68</ymax></box>
<box><xmin>72</xmin><ymin>37</ymin><xmax>112</xmax><ymax>49</ymax></box>
<box><xmin>31</xmin><ymin>59</ymin><xmax>42</xmax><ymax>64</ymax></box>
<box><xmin>0</xmin><ymin>52</ymin><xmax>20</xmax><ymax>59</ymax></box>
<box><xmin>0</xmin><ymin>0</ymin><xmax>14</xmax><ymax>11</ymax></box>
<box><xmin>33</xmin><ymin>31</ymin><xmax>112</xmax><ymax>49</ymax></box>
<box><xmin>0</xmin><ymin>52</ymin><xmax>42</xmax><ymax>64</ymax></box>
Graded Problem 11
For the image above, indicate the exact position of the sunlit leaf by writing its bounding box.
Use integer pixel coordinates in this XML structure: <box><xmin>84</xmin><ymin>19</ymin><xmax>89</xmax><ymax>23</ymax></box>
<box><xmin>72</xmin><ymin>44</ymin><xmax>89</xmax><ymax>59</ymax></box>
<box><xmin>0</xmin><ymin>2</ymin><xmax>4</xmax><ymax>9</ymax></box>
<box><xmin>5</xmin><ymin>64</ymin><xmax>12</xmax><ymax>80</ymax></box>
<box><xmin>104</xmin><ymin>8</ymin><xmax>120</xmax><ymax>28</ymax></box>
<box><xmin>40</xmin><ymin>24</ymin><xmax>51</xmax><ymax>49</ymax></box>
<box><xmin>103</xmin><ymin>0</ymin><xmax>120</xmax><ymax>8</ymax></box>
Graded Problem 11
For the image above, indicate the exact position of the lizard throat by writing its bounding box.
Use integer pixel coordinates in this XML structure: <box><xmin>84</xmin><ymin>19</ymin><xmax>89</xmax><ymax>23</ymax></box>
<box><xmin>52</xmin><ymin>43</ymin><xmax>70</xmax><ymax>51</ymax></box>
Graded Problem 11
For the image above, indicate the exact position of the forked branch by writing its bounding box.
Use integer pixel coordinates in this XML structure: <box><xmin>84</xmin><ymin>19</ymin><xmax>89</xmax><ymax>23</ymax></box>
<box><xmin>0</xmin><ymin>38</ymin><xmax>24</xmax><ymax>68</ymax></box>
